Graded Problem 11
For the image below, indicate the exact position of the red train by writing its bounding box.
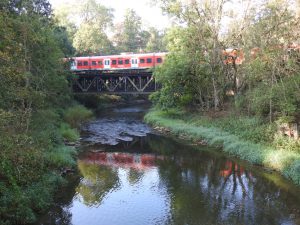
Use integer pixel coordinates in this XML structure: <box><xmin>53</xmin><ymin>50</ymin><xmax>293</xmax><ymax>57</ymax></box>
<box><xmin>70</xmin><ymin>52</ymin><xmax>167</xmax><ymax>71</ymax></box>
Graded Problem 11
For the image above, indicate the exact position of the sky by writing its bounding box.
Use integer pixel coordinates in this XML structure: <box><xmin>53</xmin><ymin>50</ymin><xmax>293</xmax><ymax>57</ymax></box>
<box><xmin>49</xmin><ymin>0</ymin><xmax>171</xmax><ymax>30</ymax></box>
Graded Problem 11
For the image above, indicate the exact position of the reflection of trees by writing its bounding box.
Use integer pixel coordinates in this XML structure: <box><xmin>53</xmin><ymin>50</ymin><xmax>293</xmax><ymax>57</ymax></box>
<box><xmin>76</xmin><ymin>160</ymin><xmax>120</xmax><ymax>206</ymax></box>
<box><xmin>148</xmin><ymin>134</ymin><xmax>180</xmax><ymax>155</ymax></box>
<box><xmin>127</xmin><ymin>168</ymin><xmax>144</xmax><ymax>185</ymax></box>
<box><xmin>39</xmin><ymin>206</ymin><xmax>73</xmax><ymax>225</ymax></box>
<box><xmin>157</xmin><ymin>152</ymin><xmax>298</xmax><ymax>225</ymax></box>
<box><xmin>37</xmin><ymin>174</ymin><xmax>81</xmax><ymax>225</ymax></box>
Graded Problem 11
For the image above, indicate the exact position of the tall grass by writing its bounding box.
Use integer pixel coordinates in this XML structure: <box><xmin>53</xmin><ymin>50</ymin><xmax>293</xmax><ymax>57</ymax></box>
<box><xmin>45</xmin><ymin>146</ymin><xmax>77</xmax><ymax>168</ymax></box>
<box><xmin>145</xmin><ymin>109</ymin><xmax>300</xmax><ymax>185</ymax></box>
<box><xmin>64</xmin><ymin>105</ymin><xmax>93</xmax><ymax>128</ymax></box>
<box><xmin>59</xmin><ymin>123</ymin><xmax>80</xmax><ymax>142</ymax></box>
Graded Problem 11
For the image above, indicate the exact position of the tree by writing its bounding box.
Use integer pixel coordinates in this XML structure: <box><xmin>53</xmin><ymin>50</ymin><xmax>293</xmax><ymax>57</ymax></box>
<box><xmin>154</xmin><ymin>0</ymin><xmax>232</xmax><ymax>110</ymax></box>
<box><xmin>53</xmin><ymin>3</ymin><xmax>77</xmax><ymax>41</ymax></box>
<box><xmin>54</xmin><ymin>0</ymin><xmax>115</xmax><ymax>55</ymax></box>
<box><xmin>0</xmin><ymin>0</ymin><xmax>75</xmax><ymax>223</ymax></box>
<box><xmin>113</xmin><ymin>9</ymin><xmax>149</xmax><ymax>53</ymax></box>
<box><xmin>154</xmin><ymin>0</ymin><xmax>300</xmax><ymax>123</ymax></box>
<box><xmin>145</xmin><ymin>27</ymin><xmax>167</xmax><ymax>52</ymax></box>
<box><xmin>230</xmin><ymin>0</ymin><xmax>300</xmax><ymax>121</ymax></box>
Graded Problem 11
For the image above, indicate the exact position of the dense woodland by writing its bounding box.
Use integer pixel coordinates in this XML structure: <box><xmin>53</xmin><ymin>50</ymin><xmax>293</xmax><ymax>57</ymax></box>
<box><xmin>0</xmin><ymin>0</ymin><xmax>300</xmax><ymax>223</ymax></box>
<box><xmin>153</xmin><ymin>0</ymin><xmax>300</xmax><ymax>120</ymax></box>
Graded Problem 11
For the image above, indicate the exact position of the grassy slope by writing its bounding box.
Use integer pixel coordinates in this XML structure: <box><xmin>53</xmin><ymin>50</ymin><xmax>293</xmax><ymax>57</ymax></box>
<box><xmin>144</xmin><ymin>109</ymin><xmax>300</xmax><ymax>186</ymax></box>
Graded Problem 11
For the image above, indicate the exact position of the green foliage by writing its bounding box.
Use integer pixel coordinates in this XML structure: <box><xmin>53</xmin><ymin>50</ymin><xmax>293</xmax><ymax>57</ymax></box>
<box><xmin>0</xmin><ymin>173</ymin><xmax>65</xmax><ymax>224</ymax></box>
<box><xmin>241</xmin><ymin>74</ymin><xmax>300</xmax><ymax>119</ymax></box>
<box><xmin>53</xmin><ymin>26</ymin><xmax>75</xmax><ymax>57</ymax></box>
<box><xmin>64</xmin><ymin>105</ymin><xmax>93</xmax><ymax>128</ymax></box>
<box><xmin>284</xmin><ymin>160</ymin><xmax>300</xmax><ymax>185</ymax></box>
<box><xmin>0</xmin><ymin>1</ymin><xmax>86</xmax><ymax>223</ymax></box>
<box><xmin>45</xmin><ymin>146</ymin><xmax>77</xmax><ymax>168</ymax></box>
<box><xmin>154</xmin><ymin>0</ymin><xmax>300</xmax><ymax>122</ymax></box>
<box><xmin>113</xmin><ymin>9</ymin><xmax>145</xmax><ymax>52</ymax></box>
<box><xmin>72</xmin><ymin>0</ymin><xmax>114</xmax><ymax>54</ymax></box>
<box><xmin>60</xmin><ymin>123</ymin><xmax>80</xmax><ymax>142</ymax></box>
<box><xmin>145</xmin><ymin>27</ymin><xmax>167</xmax><ymax>52</ymax></box>
<box><xmin>30</xmin><ymin>110</ymin><xmax>63</xmax><ymax>147</ymax></box>
<box><xmin>112</xmin><ymin>9</ymin><xmax>167</xmax><ymax>53</ymax></box>
<box><xmin>190</xmin><ymin>115</ymin><xmax>276</xmax><ymax>144</ymax></box>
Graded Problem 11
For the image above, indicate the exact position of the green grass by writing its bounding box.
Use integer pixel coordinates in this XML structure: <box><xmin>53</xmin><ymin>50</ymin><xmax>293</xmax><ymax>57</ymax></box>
<box><xmin>45</xmin><ymin>146</ymin><xmax>77</xmax><ymax>168</ymax></box>
<box><xmin>144</xmin><ymin>109</ymin><xmax>300</xmax><ymax>186</ymax></box>
<box><xmin>59</xmin><ymin>123</ymin><xmax>80</xmax><ymax>142</ymax></box>
<box><xmin>64</xmin><ymin>105</ymin><xmax>93</xmax><ymax>128</ymax></box>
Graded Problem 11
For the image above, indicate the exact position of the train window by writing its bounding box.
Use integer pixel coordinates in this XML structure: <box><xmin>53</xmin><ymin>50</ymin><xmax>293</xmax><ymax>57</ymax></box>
<box><xmin>104</xmin><ymin>60</ymin><xmax>110</xmax><ymax>65</ymax></box>
<box><xmin>146</xmin><ymin>58</ymin><xmax>152</xmax><ymax>63</ymax></box>
<box><xmin>78</xmin><ymin>61</ymin><xmax>82</xmax><ymax>66</ymax></box>
<box><xmin>140</xmin><ymin>58</ymin><xmax>145</xmax><ymax>63</ymax></box>
<box><xmin>112</xmin><ymin>60</ymin><xmax>117</xmax><ymax>65</ymax></box>
<box><xmin>156</xmin><ymin>58</ymin><xmax>162</xmax><ymax>63</ymax></box>
<box><xmin>83</xmin><ymin>61</ymin><xmax>88</xmax><ymax>66</ymax></box>
<box><xmin>92</xmin><ymin>61</ymin><xmax>97</xmax><ymax>65</ymax></box>
<box><xmin>125</xmin><ymin>59</ymin><xmax>130</xmax><ymax>64</ymax></box>
<box><xmin>131</xmin><ymin>59</ymin><xmax>138</xmax><ymax>64</ymax></box>
<box><xmin>118</xmin><ymin>60</ymin><xmax>123</xmax><ymax>65</ymax></box>
<box><xmin>98</xmin><ymin>61</ymin><xmax>102</xmax><ymax>65</ymax></box>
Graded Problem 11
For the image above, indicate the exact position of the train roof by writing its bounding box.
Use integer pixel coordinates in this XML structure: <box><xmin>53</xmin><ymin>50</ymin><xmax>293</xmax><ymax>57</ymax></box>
<box><xmin>73</xmin><ymin>52</ymin><xmax>167</xmax><ymax>60</ymax></box>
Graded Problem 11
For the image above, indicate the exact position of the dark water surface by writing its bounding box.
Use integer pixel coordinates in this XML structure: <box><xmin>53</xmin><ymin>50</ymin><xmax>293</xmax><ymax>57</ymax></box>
<box><xmin>37</xmin><ymin>105</ymin><xmax>300</xmax><ymax>225</ymax></box>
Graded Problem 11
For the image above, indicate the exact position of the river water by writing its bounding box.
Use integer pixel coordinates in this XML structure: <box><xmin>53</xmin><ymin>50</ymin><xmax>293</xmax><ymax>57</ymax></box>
<box><xmin>37</xmin><ymin>105</ymin><xmax>300</xmax><ymax>225</ymax></box>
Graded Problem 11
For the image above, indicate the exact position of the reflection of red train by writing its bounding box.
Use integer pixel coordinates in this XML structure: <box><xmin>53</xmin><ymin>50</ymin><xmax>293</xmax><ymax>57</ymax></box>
<box><xmin>70</xmin><ymin>52</ymin><xmax>166</xmax><ymax>71</ymax></box>
<box><xmin>84</xmin><ymin>152</ymin><xmax>165</xmax><ymax>170</ymax></box>
<box><xmin>220</xmin><ymin>161</ymin><xmax>245</xmax><ymax>177</ymax></box>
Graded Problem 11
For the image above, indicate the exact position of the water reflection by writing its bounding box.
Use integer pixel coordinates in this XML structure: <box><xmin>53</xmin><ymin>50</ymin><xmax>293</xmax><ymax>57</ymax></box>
<box><xmin>76</xmin><ymin>161</ymin><xmax>120</xmax><ymax>207</ymax></box>
<box><xmin>82</xmin><ymin>152</ymin><xmax>164</xmax><ymax>170</ymax></box>
<box><xmin>36</xmin><ymin>109</ymin><xmax>300</xmax><ymax>225</ymax></box>
<box><xmin>73</xmin><ymin>141</ymin><xmax>300</xmax><ymax>225</ymax></box>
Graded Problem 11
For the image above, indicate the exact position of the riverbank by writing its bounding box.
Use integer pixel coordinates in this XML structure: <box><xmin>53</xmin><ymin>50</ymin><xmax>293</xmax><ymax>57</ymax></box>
<box><xmin>144</xmin><ymin>109</ymin><xmax>300</xmax><ymax>186</ymax></box>
<box><xmin>0</xmin><ymin>104</ymin><xmax>93</xmax><ymax>225</ymax></box>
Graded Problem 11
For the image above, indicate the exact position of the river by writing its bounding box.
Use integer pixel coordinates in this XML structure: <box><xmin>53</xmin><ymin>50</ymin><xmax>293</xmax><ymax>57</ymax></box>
<box><xmin>37</xmin><ymin>104</ymin><xmax>300</xmax><ymax>225</ymax></box>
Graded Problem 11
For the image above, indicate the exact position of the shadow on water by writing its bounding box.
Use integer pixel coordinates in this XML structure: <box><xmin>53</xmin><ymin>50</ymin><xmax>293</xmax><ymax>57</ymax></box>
<box><xmin>37</xmin><ymin>105</ymin><xmax>300</xmax><ymax>225</ymax></box>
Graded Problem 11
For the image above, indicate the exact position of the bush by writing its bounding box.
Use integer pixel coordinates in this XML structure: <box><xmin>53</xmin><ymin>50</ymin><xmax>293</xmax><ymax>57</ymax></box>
<box><xmin>284</xmin><ymin>160</ymin><xmax>300</xmax><ymax>185</ymax></box>
<box><xmin>59</xmin><ymin>123</ymin><xmax>80</xmax><ymax>142</ymax></box>
<box><xmin>45</xmin><ymin>146</ymin><xmax>77</xmax><ymax>168</ymax></box>
<box><xmin>64</xmin><ymin>105</ymin><xmax>93</xmax><ymax>128</ymax></box>
<box><xmin>0</xmin><ymin>173</ymin><xmax>65</xmax><ymax>224</ymax></box>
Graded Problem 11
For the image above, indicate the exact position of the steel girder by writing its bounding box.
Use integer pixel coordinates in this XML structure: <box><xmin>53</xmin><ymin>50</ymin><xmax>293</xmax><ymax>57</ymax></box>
<box><xmin>72</xmin><ymin>73</ymin><xmax>158</xmax><ymax>94</ymax></box>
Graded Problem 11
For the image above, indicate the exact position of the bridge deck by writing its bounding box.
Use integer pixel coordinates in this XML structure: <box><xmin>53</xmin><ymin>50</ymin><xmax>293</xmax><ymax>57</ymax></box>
<box><xmin>72</xmin><ymin>69</ymin><xmax>158</xmax><ymax>94</ymax></box>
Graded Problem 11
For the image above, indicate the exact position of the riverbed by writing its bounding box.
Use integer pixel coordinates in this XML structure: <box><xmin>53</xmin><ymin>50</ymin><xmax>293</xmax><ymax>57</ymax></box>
<box><xmin>37</xmin><ymin>105</ymin><xmax>300</xmax><ymax>225</ymax></box>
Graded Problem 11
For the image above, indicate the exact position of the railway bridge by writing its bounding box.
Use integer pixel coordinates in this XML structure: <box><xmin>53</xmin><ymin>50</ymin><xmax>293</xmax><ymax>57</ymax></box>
<box><xmin>72</xmin><ymin>69</ymin><xmax>159</xmax><ymax>95</ymax></box>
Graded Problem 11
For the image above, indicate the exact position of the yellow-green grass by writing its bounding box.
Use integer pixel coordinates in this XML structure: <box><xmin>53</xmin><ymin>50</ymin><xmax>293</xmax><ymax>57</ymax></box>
<box><xmin>144</xmin><ymin>109</ymin><xmax>300</xmax><ymax>185</ymax></box>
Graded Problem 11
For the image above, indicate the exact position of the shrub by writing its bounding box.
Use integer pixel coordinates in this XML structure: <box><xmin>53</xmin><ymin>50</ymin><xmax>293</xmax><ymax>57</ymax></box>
<box><xmin>45</xmin><ymin>146</ymin><xmax>77</xmax><ymax>168</ymax></box>
<box><xmin>59</xmin><ymin>123</ymin><xmax>80</xmax><ymax>142</ymax></box>
<box><xmin>64</xmin><ymin>105</ymin><xmax>93</xmax><ymax>128</ymax></box>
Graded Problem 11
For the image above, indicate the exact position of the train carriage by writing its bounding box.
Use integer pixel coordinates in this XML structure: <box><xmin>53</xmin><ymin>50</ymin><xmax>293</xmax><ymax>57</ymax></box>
<box><xmin>70</xmin><ymin>52</ymin><xmax>167</xmax><ymax>72</ymax></box>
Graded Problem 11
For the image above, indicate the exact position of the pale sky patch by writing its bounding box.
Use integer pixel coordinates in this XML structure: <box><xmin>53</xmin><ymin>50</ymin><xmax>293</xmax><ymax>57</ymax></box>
<box><xmin>49</xmin><ymin>0</ymin><xmax>171</xmax><ymax>30</ymax></box>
